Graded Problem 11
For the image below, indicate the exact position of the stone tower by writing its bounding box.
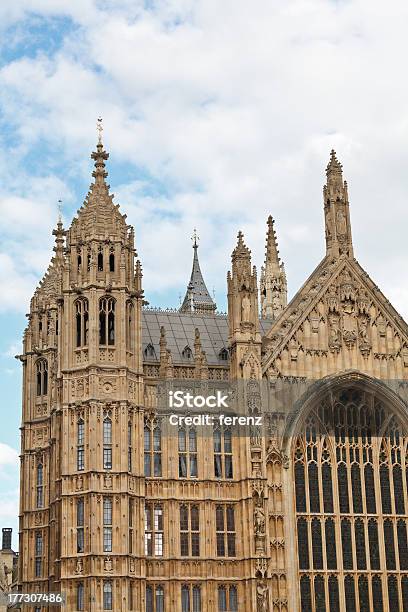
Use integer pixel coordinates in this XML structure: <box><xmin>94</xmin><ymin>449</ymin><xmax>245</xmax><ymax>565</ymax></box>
<box><xmin>18</xmin><ymin>137</ymin><xmax>145</xmax><ymax>610</ymax></box>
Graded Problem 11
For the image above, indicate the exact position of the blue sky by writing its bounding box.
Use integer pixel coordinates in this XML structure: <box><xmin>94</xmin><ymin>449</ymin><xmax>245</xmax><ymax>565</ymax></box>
<box><xmin>2</xmin><ymin>0</ymin><xmax>408</xmax><ymax>549</ymax></box>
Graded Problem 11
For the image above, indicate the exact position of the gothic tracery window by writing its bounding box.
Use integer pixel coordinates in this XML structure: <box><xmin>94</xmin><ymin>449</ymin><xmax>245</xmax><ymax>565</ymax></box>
<box><xmin>75</xmin><ymin>299</ymin><xmax>89</xmax><ymax>348</ymax></box>
<box><xmin>294</xmin><ymin>387</ymin><xmax>408</xmax><ymax>612</ymax></box>
<box><xmin>36</xmin><ymin>359</ymin><xmax>48</xmax><ymax>396</ymax></box>
<box><xmin>99</xmin><ymin>297</ymin><xmax>115</xmax><ymax>346</ymax></box>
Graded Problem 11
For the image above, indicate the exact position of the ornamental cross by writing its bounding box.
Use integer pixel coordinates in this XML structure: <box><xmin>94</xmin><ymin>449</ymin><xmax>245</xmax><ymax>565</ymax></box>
<box><xmin>97</xmin><ymin>117</ymin><xmax>103</xmax><ymax>144</ymax></box>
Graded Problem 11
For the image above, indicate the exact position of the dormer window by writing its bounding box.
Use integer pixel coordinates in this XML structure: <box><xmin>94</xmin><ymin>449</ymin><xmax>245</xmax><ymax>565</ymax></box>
<box><xmin>182</xmin><ymin>346</ymin><xmax>193</xmax><ymax>359</ymax></box>
<box><xmin>144</xmin><ymin>344</ymin><xmax>156</xmax><ymax>359</ymax></box>
<box><xmin>219</xmin><ymin>348</ymin><xmax>229</xmax><ymax>361</ymax></box>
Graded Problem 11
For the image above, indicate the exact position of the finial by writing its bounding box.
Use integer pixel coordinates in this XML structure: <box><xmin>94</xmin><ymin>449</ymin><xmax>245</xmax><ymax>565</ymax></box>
<box><xmin>97</xmin><ymin>117</ymin><xmax>103</xmax><ymax>145</ymax></box>
<box><xmin>57</xmin><ymin>199</ymin><xmax>63</xmax><ymax>223</ymax></box>
<box><xmin>191</xmin><ymin>228</ymin><xmax>199</xmax><ymax>248</ymax></box>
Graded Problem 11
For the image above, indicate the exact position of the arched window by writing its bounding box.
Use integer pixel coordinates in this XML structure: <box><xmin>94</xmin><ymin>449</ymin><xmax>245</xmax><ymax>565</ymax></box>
<box><xmin>36</xmin><ymin>463</ymin><xmax>44</xmax><ymax>508</ymax></box>
<box><xmin>109</xmin><ymin>252</ymin><xmax>115</xmax><ymax>272</ymax></box>
<box><xmin>126</xmin><ymin>301</ymin><xmax>134</xmax><ymax>352</ymax></box>
<box><xmin>293</xmin><ymin>386</ymin><xmax>408</xmax><ymax>612</ymax></box>
<box><xmin>75</xmin><ymin>299</ymin><xmax>89</xmax><ymax>348</ymax></box>
<box><xmin>36</xmin><ymin>359</ymin><xmax>48</xmax><ymax>396</ymax></box>
<box><xmin>99</xmin><ymin>297</ymin><xmax>115</xmax><ymax>346</ymax></box>
<box><xmin>213</xmin><ymin>426</ymin><xmax>233</xmax><ymax>479</ymax></box>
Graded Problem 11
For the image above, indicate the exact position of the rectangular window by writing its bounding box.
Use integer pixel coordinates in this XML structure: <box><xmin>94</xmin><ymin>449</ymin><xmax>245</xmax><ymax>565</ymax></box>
<box><xmin>77</xmin><ymin>498</ymin><xmax>84</xmax><ymax>552</ymax></box>
<box><xmin>144</xmin><ymin>421</ymin><xmax>162</xmax><ymax>477</ymax></box>
<box><xmin>218</xmin><ymin>585</ymin><xmax>238</xmax><ymax>611</ymax></box>
<box><xmin>103</xmin><ymin>497</ymin><xmax>113</xmax><ymax>552</ymax></box>
<box><xmin>128</xmin><ymin>422</ymin><xmax>132</xmax><ymax>472</ymax></box>
<box><xmin>103</xmin><ymin>448</ymin><xmax>112</xmax><ymax>470</ymax></box>
<box><xmin>214</xmin><ymin>428</ymin><xmax>233</xmax><ymax>479</ymax></box>
<box><xmin>35</xmin><ymin>532</ymin><xmax>43</xmax><ymax>577</ymax></box>
<box><xmin>216</xmin><ymin>505</ymin><xmax>236</xmax><ymax>557</ymax></box>
<box><xmin>129</xmin><ymin>498</ymin><xmax>133</xmax><ymax>554</ymax></box>
<box><xmin>182</xmin><ymin>585</ymin><xmax>201</xmax><ymax>612</ymax></box>
<box><xmin>77</xmin><ymin>420</ymin><xmax>85</xmax><ymax>471</ymax></box>
<box><xmin>146</xmin><ymin>585</ymin><xmax>164</xmax><ymax>612</ymax></box>
<box><xmin>180</xmin><ymin>505</ymin><xmax>200</xmax><ymax>557</ymax></box>
<box><xmin>77</xmin><ymin>583</ymin><xmax>84</xmax><ymax>611</ymax></box>
<box><xmin>103</xmin><ymin>581</ymin><xmax>113</xmax><ymax>610</ymax></box>
<box><xmin>145</xmin><ymin>503</ymin><xmax>163</xmax><ymax>557</ymax></box>
<box><xmin>103</xmin><ymin>418</ymin><xmax>112</xmax><ymax>470</ymax></box>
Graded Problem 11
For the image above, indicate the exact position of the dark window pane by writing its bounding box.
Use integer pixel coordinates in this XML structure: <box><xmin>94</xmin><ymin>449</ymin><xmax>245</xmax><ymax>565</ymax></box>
<box><xmin>322</xmin><ymin>463</ymin><xmax>333</xmax><ymax>513</ymax></box>
<box><xmin>300</xmin><ymin>576</ymin><xmax>312</xmax><ymax>612</ymax></box>
<box><xmin>338</xmin><ymin>464</ymin><xmax>349</xmax><ymax>513</ymax></box>
<box><xmin>402</xmin><ymin>576</ymin><xmax>408</xmax><ymax>612</ymax></box>
<box><xmin>342</xmin><ymin>519</ymin><xmax>353</xmax><ymax>570</ymax></box>
<box><xmin>312</xmin><ymin>518</ymin><xmax>323</xmax><ymax>569</ymax></box>
<box><xmin>325</xmin><ymin>518</ymin><xmax>337</xmax><ymax>570</ymax></box>
<box><xmin>308</xmin><ymin>463</ymin><xmax>320</xmax><ymax>513</ymax></box>
<box><xmin>398</xmin><ymin>520</ymin><xmax>408</xmax><ymax>570</ymax></box>
<box><xmin>372</xmin><ymin>576</ymin><xmax>383</xmax><ymax>612</ymax></box>
<box><xmin>384</xmin><ymin>520</ymin><xmax>396</xmax><ymax>570</ymax></box>
<box><xmin>364</xmin><ymin>464</ymin><xmax>376</xmax><ymax>513</ymax></box>
<box><xmin>380</xmin><ymin>465</ymin><xmax>392</xmax><ymax>514</ymax></box>
<box><xmin>297</xmin><ymin>518</ymin><xmax>309</xmax><ymax>570</ymax></box>
<box><xmin>328</xmin><ymin>576</ymin><xmax>340</xmax><ymax>612</ymax></box>
<box><xmin>351</xmin><ymin>464</ymin><xmax>363</xmax><ymax>513</ymax></box>
<box><xmin>295</xmin><ymin>462</ymin><xmax>306</xmax><ymax>512</ymax></box>
<box><xmin>387</xmin><ymin>576</ymin><xmax>399</xmax><ymax>612</ymax></box>
<box><xmin>355</xmin><ymin>519</ymin><xmax>366</xmax><ymax>570</ymax></box>
<box><xmin>393</xmin><ymin>465</ymin><xmax>405</xmax><ymax>514</ymax></box>
<box><xmin>358</xmin><ymin>576</ymin><xmax>369</xmax><ymax>612</ymax></box>
<box><xmin>314</xmin><ymin>575</ymin><xmax>326</xmax><ymax>612</ymax></box>
<box><xmin>344</xmin><ymin>576</ymin><xmax>356</xmax><ymax>612</ymax></box>
<box><xmin>368</xmin><ymin>520</ymin><xmax>380</xmax><ymax>570</ymax></box>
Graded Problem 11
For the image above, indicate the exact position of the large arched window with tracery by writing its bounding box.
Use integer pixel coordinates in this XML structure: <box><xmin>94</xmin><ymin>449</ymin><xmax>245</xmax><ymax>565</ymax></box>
<box><xmin>294</xmin><ymin>386</ymin><xmax>408</xmax><ymax>612</ymax></box>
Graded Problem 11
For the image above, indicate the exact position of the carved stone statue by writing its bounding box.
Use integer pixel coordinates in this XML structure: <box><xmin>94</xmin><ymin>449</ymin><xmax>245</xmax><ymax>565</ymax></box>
<box><xmin>241</xmin><ymin>292</ymin><xmax>251</xmax><ymax>322</ymax></box>
<box><xmin>254</xmin><ymin>505</ymin><xmax>266</xmax><ymax>536</ymax></box>
<box><xmin>336</xmin><ymin>209</ymin><xmax>347</xmax><ymax>235</ymax></box>
<box><xmin>256</xmin><ymin>582</ymin><xmax>269</xmax><ymax>612</ymax></box>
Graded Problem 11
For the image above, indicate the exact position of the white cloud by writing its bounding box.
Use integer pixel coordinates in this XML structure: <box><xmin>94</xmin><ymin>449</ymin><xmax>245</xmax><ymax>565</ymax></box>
<box><xmin>0</xmin><ymin>443</ymin><xmax>19</xmax><ymax>470</ymax></box>
<box><xmin>0</xmin><ymin>0</ymin><xmax>408</xmax><ymax>316</ymax></box>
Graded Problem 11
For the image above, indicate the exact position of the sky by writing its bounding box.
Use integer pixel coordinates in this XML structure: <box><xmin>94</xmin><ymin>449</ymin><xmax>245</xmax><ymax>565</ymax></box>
<box><xmin>1</xmin><ymin>0</ymin><xmax>408</xmax><ymax>549</ymax></box>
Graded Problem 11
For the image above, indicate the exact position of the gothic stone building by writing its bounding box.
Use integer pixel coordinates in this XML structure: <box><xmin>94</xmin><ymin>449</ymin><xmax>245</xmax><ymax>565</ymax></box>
<box><xmin>17</xmin><ymin>142</ymin><xmax>408</xmax><ymax>612</ymax></box>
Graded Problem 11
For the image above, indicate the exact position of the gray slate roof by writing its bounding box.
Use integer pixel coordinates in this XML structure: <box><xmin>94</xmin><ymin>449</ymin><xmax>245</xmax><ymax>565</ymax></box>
<box><xmin>142</xmin><ymin>309</ymin><xmax>273</xmax><ymax>365</ymax></box>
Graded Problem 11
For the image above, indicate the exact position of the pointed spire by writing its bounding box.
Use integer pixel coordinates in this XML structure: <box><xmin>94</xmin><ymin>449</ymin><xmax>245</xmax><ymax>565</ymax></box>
<box><xmin>52</xmin><ymin>218</ymin><xmax>65</xmax><ymax>261</ymax></box>
<box><xmin>180</xmin><ymin>231</ymin><xmax>216</xmax><ymax>314</ymax></box>
<box><xmin>323</xmin><ymin>149</ymin><xmax>353</xmax><ymax>258</ymax></box>
<box><xmin>260</xmin><ymin>216</ymin><xmax>287</xmax><ymax>319</ymax></box>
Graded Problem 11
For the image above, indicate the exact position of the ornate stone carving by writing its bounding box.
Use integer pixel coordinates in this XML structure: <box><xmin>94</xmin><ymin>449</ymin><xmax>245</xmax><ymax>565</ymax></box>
<box><xmin>256</xmin><ymin>581</ymin><xmax>269</xmax><ymax>612</ymax></box>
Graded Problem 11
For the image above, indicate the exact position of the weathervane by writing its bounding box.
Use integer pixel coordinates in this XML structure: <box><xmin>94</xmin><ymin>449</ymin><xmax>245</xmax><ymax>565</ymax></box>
<box><xmin>97</xmin><ymin>117</ymin><xmax>103</xmax><ymax>144</ymax></box>
<box><xmin>57</xmin><ymin>199</ymin><xmax>62</xmax><ymax>222</ymax></box>
<box><xmin>191</xmin><ymin>228</ymin><xmax>199</xmax><ymax>248</ymax></box>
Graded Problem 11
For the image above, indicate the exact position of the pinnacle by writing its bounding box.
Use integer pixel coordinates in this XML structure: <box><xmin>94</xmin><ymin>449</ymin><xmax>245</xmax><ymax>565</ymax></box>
<box><xmin>326</xmin><ymin>149</ymin><xmax>343</xmax><ymax>178</ymax></box>
<box><xmin>91</xmin><ymin>142</ymin><xmax>109</xmax><ymax>185</ymax></box>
